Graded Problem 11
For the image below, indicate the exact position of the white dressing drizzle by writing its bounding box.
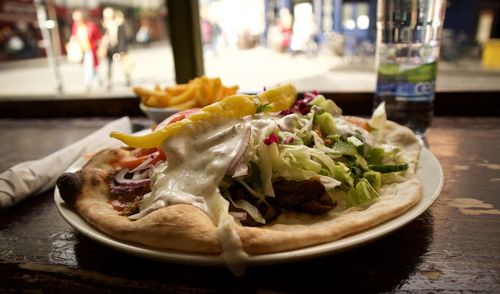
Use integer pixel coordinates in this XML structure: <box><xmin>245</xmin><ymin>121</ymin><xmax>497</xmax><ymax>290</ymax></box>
<box><xmin>128</xmin><ymin>114</ymin><xmax>387</xmax><ymax>275</ymax></box>
<box><xmin>130</xmin><ymin>118</ymin><xmax>250</xmax><ymax>274</ymax></box>
<box><xmin>334</xmin><ymin>117</ymin><xmax>378</xmax><ymax>146</ymax></box>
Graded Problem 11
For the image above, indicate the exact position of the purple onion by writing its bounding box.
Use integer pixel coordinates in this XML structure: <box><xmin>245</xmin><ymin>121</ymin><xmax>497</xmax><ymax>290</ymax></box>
<box><xmin>227</xmin><ymin>127</ymin><xmax>251</xmax><ymax>176</ymax></box>
<box><xmin>114</xmin><ymin>169</ymin><xmax>151</xmax><ymax>187</ymax></box>
<box><xmin>263</xmin><ymin>133</ymin><xmax>279</xmax><ymax>145</ymax></box>
<box><xmin>280</xmin><ymin>90</ymin><xmax>320</xmax><ymax>116</ymax></box>
<box><xmin>229</xmin><ymin>211</ymin><xmax>247</xmax><ymax>221</ymax></box>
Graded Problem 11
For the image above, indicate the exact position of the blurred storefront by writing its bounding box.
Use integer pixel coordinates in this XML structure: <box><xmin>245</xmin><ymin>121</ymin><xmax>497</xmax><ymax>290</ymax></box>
<box><xmin>0</xmin><ymin>0</ymin><xmax>42</xmax><ymax>61</ymax></box>
<box><xmin>0</xmin><ymin>0</ymin><xmax>168</xmax><ymax>62</ymax></box>
<box><xmin>200</xmin><ymin>0</ymin><xmax>499</xmax><ymax>60</ymax></box>
<box><xmin>198</xmin><ymin>0</ymin><xmax>378</xmax><ymax>56</ymax></box>
<box><xmin>2</xmin><ymin>0</ymin><xmax>499</xmax><ymax>63</ymax></box>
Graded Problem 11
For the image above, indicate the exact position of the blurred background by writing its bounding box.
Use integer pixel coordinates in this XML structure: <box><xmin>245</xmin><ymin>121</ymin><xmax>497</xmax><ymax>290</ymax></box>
<box><xmin>0</xmin><ymin>0</ymin><xmax>499</xmax><ymax>97</ymax></box>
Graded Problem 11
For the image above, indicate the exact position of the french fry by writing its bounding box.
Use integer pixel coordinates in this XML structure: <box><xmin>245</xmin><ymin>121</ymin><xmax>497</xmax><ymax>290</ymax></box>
<box><xmin>169</xmin><ymin>86</ymin><xmax>196</xmax><ymax>105</ymax></box>
<box><xmin>138</xmin><ymin>76</ymin><xmax>239</xmax><ymax>109</ymax></box>
<box><xmin>166</xmin><ymin>84</ymin><xmax>189</xmax><ymax>96</ymax></box>
<box><xmin>223</xmin><ymin>85</ymin><xmax>239</xmax><ymax>97</ymax></box>
<box><xmin>134</xmin><ymin>87</ymin><xmax>169</xmax><ymax>102</ymax></box>
<box><xmin>212</xmin><ymin>78</ymin><xmax>224</xmax><ymax>102</ymax></box>
<box><xmin>172</xmin><ymin>99</ymin><xmax>197</xmax><ymax>110</ymax></box>
<box><xmin>149</xmin><ymin>95</ymin><xmax>171</xmax><ymax>107</ymax></box>
<box><xmin>196</xmin><ymin>85</ymin><xmax>210</xmax><ymax>107</ymax></box>
<box><xmin>141</xmin><ymin>96</ymin><xmax>152</xmax><ymax>105</ymax></box>
<box><xmin>197</xmin><ymin>79</ymin><xmax>211</xmax><ymax>104</ymax></box>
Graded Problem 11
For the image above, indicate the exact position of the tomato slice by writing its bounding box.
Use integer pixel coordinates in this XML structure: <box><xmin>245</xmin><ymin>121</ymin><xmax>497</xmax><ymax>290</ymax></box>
<box><xmin>346</xmin><ymin>117</ymin><xmax>370</xmax><ymax>131</ymax></box>
<box><xmin>119</xmin><ymin>155</ymin><xmax>148</xmax><ymax>170</ymax></box>
<box><xmin>119</xmin><ymin>148</ymin><xmax>166</xmax><ymax>170</ymax></box>
<box><xmin>155</xmin><ymin>108</ymin><xmax>201</xmax><ymax>130</ymax></box>
<box><xmin>119</xmin><ymin>109</ymin><xmax>194</xmax><ymax>169</ymax></box>
<box><xmin>131</xmin><ymin>147</ymin><xmax>158</xmax><ymax>157</ymax></box>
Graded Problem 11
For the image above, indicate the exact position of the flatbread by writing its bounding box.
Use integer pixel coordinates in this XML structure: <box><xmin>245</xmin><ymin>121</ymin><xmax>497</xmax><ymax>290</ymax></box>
<box><xmin>56</xmin><ymin>120</ymin><xmax>421</xmax><ymax>255</ymax></box>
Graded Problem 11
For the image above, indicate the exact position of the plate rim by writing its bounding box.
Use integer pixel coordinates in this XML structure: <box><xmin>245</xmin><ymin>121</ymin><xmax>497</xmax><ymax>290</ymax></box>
<box><xmin>139</xmin><ymin>102</ymin><xmax>182</xmax><ymax>112</ymax></box>
<box><xmin>54</xmin><ymin>147</ymin><xmax>443</xmax><ymax>266</ymax></box>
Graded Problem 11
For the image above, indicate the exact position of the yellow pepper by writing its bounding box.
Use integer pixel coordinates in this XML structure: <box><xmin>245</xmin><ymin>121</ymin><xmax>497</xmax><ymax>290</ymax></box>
<box><xmin>257</xmin><ymin>83</ymin><xmax>297</xmax><ymax>112</ymax></box>
<box><xmin>110</xmin><ymin>84</ymin><xmax>297</xmax><ymax>148</ymax></box>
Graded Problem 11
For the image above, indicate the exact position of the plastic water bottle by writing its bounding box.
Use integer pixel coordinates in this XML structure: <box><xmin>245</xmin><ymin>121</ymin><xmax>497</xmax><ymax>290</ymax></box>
<box><xmin>374</xmin><ymin>0</ymin><xmax>446</xmax><ymax>135</ymax></box>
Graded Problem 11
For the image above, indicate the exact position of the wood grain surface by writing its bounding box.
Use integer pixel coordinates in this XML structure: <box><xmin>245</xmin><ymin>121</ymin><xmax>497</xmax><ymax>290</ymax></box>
<box><xmin>1</xmin><ymin>117</ymin><xmax>499</xmax><ymax>293</ymax></box>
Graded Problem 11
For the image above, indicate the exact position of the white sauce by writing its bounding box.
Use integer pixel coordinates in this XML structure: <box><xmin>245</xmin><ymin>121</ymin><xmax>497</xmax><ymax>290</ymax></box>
<box><xmin>131</xmin><ymin>118</ymin><xmax>250</xmax><ymax>274</ymax></box>
<box><xmin>129</xmin><ymin>114</ymin><xmax>381</xmax><ymax>274</ymax></box>
<box><xmin>334</xmin><ymin>117</ymin><xmax>378</xmax><ymax>146</ymax></box>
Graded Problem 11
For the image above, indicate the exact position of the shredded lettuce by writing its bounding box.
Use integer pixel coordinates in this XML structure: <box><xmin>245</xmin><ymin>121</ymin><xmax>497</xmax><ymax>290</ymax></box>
<box><xmin>331</xmin><ymin>141</ymin><xmax>357</xmax><ymax>156</ymax></box>
<box><xmin>365</xmin><ymin>147</ymin><xmax>385</xmax><ymax>164</ymax></box>
<box><xmin>278</xmin><ymin>131</ymin><xmax>303</xmax><ymax>145</ymax></box>
<box><xmin>281</xmin><ymin>144</ymin><xmax>335</xmax><ymax>176</ymax></box>
<box><xmin>363</xmin><ymin>171</ymin><xmax>381</xmax><ymax>189</ymax></box>
<box><xmin>317</xmin><ymin>175</ymin><xmax>342</xmax><ymax>189</ymax></box>
<box><xmin>369</xmin><ymin>102</ymin><xmax>387</xmax><ymax>137</ymax></box>
<box><xmin>282</xmin><ymin>146</ymin><xmax>323</xmax><ymax>173</ymax></box>
<box><xmin>381</xmin><ymin>172</ymin><xmax>407</xmax><ymax>184</ymax></box>
<box><xmin>353</xmin><ymin>153</ymin><xmax>369</xmax><ymax>171</ymax></box>
<box><xmin>234</xmin><ymin>178</ymin><xmax>265</xmax><ymax>201</ymax></box>
<box><xmin>347</xmin><ymin>135</ymin><xmax>365</xmax><ymax>156</ymax></box>
<box><xmin>267</xmin><ymin>142</ymin><xmax>342</xmax><ymax>189</ymax></box>
<box><xmin>331</xmin><ymin>162</ymin><xmax>354</xmax><ymax>187</ymax></box>
<box><xmin>229</xmin><ymin>197</ymin><xmax>266</xmax><ymax>224</ymax></box>
<box><xmin>347</xmin><ymin>136</ymin><xmax>363</xmax><ymax>148</ymax></box>
<box><xmin>257</xmin><ymin>141</ymin><xmax>275</xmax><ymax>197</ymax></box>
<box><xmin>256</xmin><ymin>123</ymin><xmax>277</xmax><ymax>197</ymax></box>
<box><xmin>231</xmin><ymin>101</ymin><xmax>410</xmax><ymax>214</ymax></box>
<box><xmin>295</xmin><ymin>117</ymin><xmax>313</xmax><ymax>145</ymax></box>
<box><xmin>347</xmin><ymin>178</ymin><xmax>379</xmax><ymax>207</ymax></box>
<box><xmin>310</xmin><ymin>95</ymin><xmax>342</xmax><ymax>116</ymax></box>
<box><xmin>369</xmin><ymin>163</ymin><xmax>409</xmax><ymax>173</ymax></box>
<box><xmin>311</xmin><ymin>131</ymin><xmax>342</xmax><ymax>159</ymax></box>
<box><xmin>314</xmin><ymin>112</ymin><xmax>336</xmax><ymax>136</ymax></box>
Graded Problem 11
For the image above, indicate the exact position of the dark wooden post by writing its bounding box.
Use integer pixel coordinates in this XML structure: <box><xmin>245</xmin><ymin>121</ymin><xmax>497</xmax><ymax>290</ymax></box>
<box><xmin>166</xmin><ymin>0</ymin><xmax>205</xmax><ymax>83</ymax></box>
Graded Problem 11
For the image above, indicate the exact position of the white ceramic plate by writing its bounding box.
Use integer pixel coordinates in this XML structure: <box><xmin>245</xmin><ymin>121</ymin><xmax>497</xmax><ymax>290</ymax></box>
<box><xmin>54</xmin><ymin>147</ymin><xmax>443</xmax><ymax>266</ymax></box>
<box><xmin>139</xmin><ymin>103</ymin><xmax>179</xmax><ymax>124</ymax></box>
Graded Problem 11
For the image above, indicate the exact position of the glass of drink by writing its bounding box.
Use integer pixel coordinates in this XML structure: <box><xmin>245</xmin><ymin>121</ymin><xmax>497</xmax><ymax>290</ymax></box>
<box><xmin>374</xmin><ymin>0</ymin><xmax>447</xmax><ymax>136</ymax></box>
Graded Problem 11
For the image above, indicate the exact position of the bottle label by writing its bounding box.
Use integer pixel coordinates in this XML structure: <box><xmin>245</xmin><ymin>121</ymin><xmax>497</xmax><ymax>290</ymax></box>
<box><xmin>376</xmin><ymin>61</ymin><xmax>437</xmax><ymax>101</ymax></box>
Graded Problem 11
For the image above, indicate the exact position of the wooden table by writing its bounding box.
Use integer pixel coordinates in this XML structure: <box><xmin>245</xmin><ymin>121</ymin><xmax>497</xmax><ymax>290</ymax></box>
<box><xmin>1</xmin><ymin>117</ymin><xmax>499</xmax><ymax>293</ymax></box>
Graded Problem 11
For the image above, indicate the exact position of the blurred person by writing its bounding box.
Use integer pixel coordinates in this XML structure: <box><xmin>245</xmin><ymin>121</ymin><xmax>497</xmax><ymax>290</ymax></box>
<box><xmin>267</xmin><ymin>8</ymin><xmax>293</xmax><ymax>53</ymax></box>
<box><xmin>326</xmin><ymin>31</ymin><xmax>345</xmax><ymax>57</ymax></box>
<box><xmin>102</xmin><ymin>7</ymin><xmax>132</xmax><ymax>88</ymax></box>
<box><xmin>2</xmin><ymin>26</ymin><xmax>22</xmax><ymax>60</ymax></box>
<box><xmin>201</xmin><ymin>17</ymin><xmax>221</xmax><ymax>56</ymax></box>
<box><xmin>14</xmin><ymin>21</ymin><xmax>37</xmax><ymax>59</ymax></box>
<box><xmin>6</xmin><ymin>30</ymin><xmax>24</xmax><ymax>59</ymax></box>
<box><xmin>136</xmin><ymin>20</ymin><xmax>151</xmax><ymax>46</ymax></box>
<box><xmin>290</xmin><ymin>3</ymin><xmax>318</xmax><ymax>55</ymax></box>
<box><xmin>70</xmin><ymin>9</ymin><xmax>102</xmax><ymax>92</ymax></box>
<box><xmin>267</xmin><ymin>20</ymin><xmax>281</xmax><ymax>51</ymax></box>
<box><xmin>200</xmin><ymin>4</ymin><xmax>221</xmax><ymax>57</ymax></box>
<box><xmin>278</xmin><ymin>7</ymin><xmax>293</xmax><ymax>52</ymax></box>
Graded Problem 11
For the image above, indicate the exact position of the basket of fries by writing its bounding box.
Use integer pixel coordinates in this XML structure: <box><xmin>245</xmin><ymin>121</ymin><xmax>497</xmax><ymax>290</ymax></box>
<box><xmin>134</xmin><ymin>76</ymin><xmax>239</xmax><ymax>124</ymax></box>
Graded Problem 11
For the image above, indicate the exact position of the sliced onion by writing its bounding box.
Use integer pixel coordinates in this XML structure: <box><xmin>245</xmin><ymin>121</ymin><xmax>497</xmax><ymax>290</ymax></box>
<box><xmin>132</xmin><ymin>168</ymin><xmax>152</xmax><ymax>180</ymax></box>
<box><xmin>114</xmin><ymin>168</ymin><xmax>151</xmax><ymax>187</ymax></box>
<box><xmin>231</xmin><ymin>163</ymin><xmax>248</xmax><ymax>177</ymax></box>
<box><xmin>227</xmin><ymin>127</ymin><xmax>251</xmax><ymax>176</ymax></box>
<box><xmin>111</xmin><ymin>185</ymin><xmax>142</xmax><ymax>195</ymax></box>
<box><xmin>284</xmin><ymin>135</ymin><xmax>295</xmax><ymax>144</ymax></box>
<box><xmin>232</xmin><ymin>198</ymin><xmax>265</xmax><ymax>224</ymax></box>
<box><xmin>128</xmin><ymin>200</ymin><xmax>166</xmax><ymax>220</ymax></box>
<box><xmin>109</xmin><ymin>199</ymin><xmax>127</xmax><ymax>210</ymax></box>
<box><xmin>229</xmin><ymin>211</ymin><xmax>247</xmax><ymax>221</ymax></box>
<box><xmin>130</xmin><ymin>151</ymin><xmax>160</xmax><ymax>173</ymax></box>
